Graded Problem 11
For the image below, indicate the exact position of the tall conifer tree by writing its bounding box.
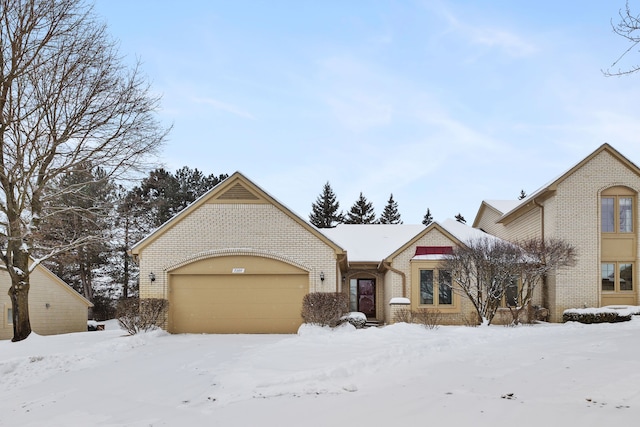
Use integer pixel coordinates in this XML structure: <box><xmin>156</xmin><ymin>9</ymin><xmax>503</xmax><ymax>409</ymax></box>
<box><xmin>455</xmin><ymin>213</ymin><xmax>467</xmax><ymax>224</ymax></box>
<box><xmin>379</xmin><ymin>194</ymin><xmax>402</xmax><ymax>224</ymax></box>
<box><xmin>422</xmin><ymin>208</ymin><xmax>434</xmax><ymax>226</ymax></box>
<box><xmin>309</xmin><ymin>182</ymin><xmax>343</xmax><ymax>228</ymax></box>
<box><xmin>345</xmin><ymin>192</ymin><xmax>376</xmax><ymax>224</ymax></box>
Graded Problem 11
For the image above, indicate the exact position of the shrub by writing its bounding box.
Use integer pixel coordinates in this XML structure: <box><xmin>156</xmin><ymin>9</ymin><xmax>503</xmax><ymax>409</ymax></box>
<box><xmin>340</xmin><ymin>312</ymin><xmax>367</xmax><ymax>329</ymax></box>
<box><xmin>393</xmin><ymin>307</ymin><xmax>441</xmax><ymax>329</ymax></box>
<box><xmin>301</xmin><ymin>292</ymin><xmax>349</xmax><ymax>327</ymax></box>
<box><xmin>411</xmin><ymin>308</ymin><xmax>441</xmax><ymax>330</ymax></box>
<box><xmin>562</xmin><ymin>309</ymin><xmax>632</xmax><ymax>324</ymax></box>
<box><xmin>117</xmin><ymin>298</ymin><xmax>169</xmax><ymax>335</ymax></box>
<box><xmin>91</xmin><ymin>294</ymin><xmax>117</xmax><ymax>321</ymax></box>
<box><xmin>393</xmin><ymin>307</ymin><xmax>414</xmax><ymax>324</ymax></box>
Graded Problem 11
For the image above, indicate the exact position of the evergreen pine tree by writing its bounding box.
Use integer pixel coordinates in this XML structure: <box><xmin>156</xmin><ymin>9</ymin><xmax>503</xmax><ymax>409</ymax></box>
<box><xmin>379</xmin><ymin>194</ymin><xmax>402</xmax><ymax>224</ymax></box>
<box><xmin>345</xmin><ymin>192</ymin><xmax>376</xmax><ymax>224</ymax></box>
<box><xmin>38</xmin><ymin>162</ymin><xmax>116</xmax><ymax>316</ymax></box>
<box><xmin>422</xmin><ymin>208</ymin><xmax>433</xmax><ymax>226</ymax></box>
<box><xmin>455</xmin><ymin>213</ymin><xmax>466</xmax><ymax>224</ymax></box>
<box><xmin>309</xmin><ymin>182</ymin><xmax>344</xmax><ymax>228</ymax></box>
<box><xmin>518</xmin><ymin>189</ymin><xmax>527</xmax><ymax>200</ymax></box>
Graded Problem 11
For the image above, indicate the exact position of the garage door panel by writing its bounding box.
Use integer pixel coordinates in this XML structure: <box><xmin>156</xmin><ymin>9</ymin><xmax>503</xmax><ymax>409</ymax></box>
<box><xmin>169</xmin><ymin>271</ymin><xmax>308</xmax><ymax>334</ymax></box>
<box><xmin>174</xmin><ymin>299</ymin><xmax>303</xmax><ymax>318</ymax></box>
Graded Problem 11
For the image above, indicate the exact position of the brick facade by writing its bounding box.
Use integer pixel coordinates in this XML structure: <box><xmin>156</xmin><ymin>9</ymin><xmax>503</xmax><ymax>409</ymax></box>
<box><xmin>474</xmin><ymin>144</ymin><xmax>640</xmax><ymax>322</ymax></box>
<box><xmin>138</xmin><ymin>203</ymin><xmax>339</xmax><ymax>301</ymax></box>
<box><xmin>135</xmin><ymin>145</ymin><xmax>640</xmax><ymax>331</ymax></box>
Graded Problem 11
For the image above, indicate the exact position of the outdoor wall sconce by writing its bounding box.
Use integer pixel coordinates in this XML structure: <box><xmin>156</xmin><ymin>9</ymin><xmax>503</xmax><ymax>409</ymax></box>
<box><xmin>320</xmin><ymin>272</ymin><xmax>325</xmax><ymax>282</ymax></box>
<box><xmin>45</xmin><ymin>303</ymin><xmax>50</xmax><ymax>309</ymax></box>
<box><xmin>149</xmin><ymin>272</ymin><xmax>156</xmax><ymax>282</ymax></box>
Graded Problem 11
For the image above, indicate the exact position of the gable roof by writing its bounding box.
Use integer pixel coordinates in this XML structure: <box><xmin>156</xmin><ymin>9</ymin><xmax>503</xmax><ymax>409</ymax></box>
<box><xmin>472</xmin><ymin>200</ymin><xmax>520</xmax><ymax>228</ymax></box>
<box><xmin>379</xmin><ymin>218</ymin><xmax>501</xmax><ymax>263</ymax></box>
<box><xmin>322</xmin><ymin>220</ymin><xmax>487</xmax><ymax>267</ymax></box>
<box><xmin>498</xmin><ymin>144</ymin><xmax>640</xmax><ymax>224</ymax></box>
<box><xmin>130</xmin><ymin>171</ymin><xmax>345</xmax><ymax>256</ymax></box>
<box><xmin>439</xmin><ymin>218</ymin><xmax>494</xmax><ymax>243</ymax></box>
<box><xmin>1</xmin><ymin>261</ymin><xmax>93</xmax><ymax>308</ymax></box>
<box><xmin>485</xmin><ymin>200</ymin><xmax>521</xmax><ymax>215</ymax></box>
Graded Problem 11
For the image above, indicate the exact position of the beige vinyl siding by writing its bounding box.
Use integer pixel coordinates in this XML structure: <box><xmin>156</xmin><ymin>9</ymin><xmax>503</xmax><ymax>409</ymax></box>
<box><xmin>475</xmin><ymin>205</ymin><xmax>509</xmax><ymax>238</ymax></box>
<box><xmin>1</xmin><ymin>267</ymin><xmax>91</xmax><ymax>340</ymax></box>
<box><xmin>504</xmin><ymin>207</ymin><xmax>541</xmax><ymax>242</ymax></box>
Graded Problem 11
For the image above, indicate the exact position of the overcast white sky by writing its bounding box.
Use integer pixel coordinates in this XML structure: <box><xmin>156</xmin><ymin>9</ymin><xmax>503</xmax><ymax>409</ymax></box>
<box><xmin>94</xmin><ymin>0</ymin><xmax>640</xmax><ymax>224</ymax></box>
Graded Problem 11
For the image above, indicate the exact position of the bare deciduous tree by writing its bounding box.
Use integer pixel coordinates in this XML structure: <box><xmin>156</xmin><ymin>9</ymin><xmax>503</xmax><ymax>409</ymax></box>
<box><xmin>441</xmin><ymin>236</ymin><xmax>521</xmax><ymax>325</ymax></box>
<box><xmin>509</xmin><ymin>237</ymin><xmax>577</xmax><ymax>324</ymax></box>
<box><xmin>605</xmin><ymin>1</ymin><xmax>640</xmax><ymax>76</ymax></box>
<box><xmin>441</xmin><ymin>236</ymin><xmax>577</xmax><ymax>326</ymax></box>
<box><xmin>0</xmin><ymin>0</ymin><xmax>168</xmax><ymax>341</ymax></box>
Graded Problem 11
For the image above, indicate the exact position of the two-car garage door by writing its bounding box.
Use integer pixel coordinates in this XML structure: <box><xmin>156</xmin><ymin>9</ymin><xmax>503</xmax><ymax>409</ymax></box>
<box><xmin>168</xmin><ymin>255</ymin><xmax>308</xmax><ymax>334</ymax></box>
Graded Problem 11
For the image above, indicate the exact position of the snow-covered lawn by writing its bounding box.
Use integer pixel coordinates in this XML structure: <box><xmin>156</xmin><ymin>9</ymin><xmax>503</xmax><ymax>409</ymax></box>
<box><xmin>2</xmin><ymin>318</ymin><xmax>640</xmax><ymax>426</ymax></box>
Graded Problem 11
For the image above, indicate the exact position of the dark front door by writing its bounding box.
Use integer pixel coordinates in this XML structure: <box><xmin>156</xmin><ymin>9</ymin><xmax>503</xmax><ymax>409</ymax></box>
<box><xmin>357</xmin><ymin>279</ymin><xmax>376</xmax><ymax>317</ymax></box>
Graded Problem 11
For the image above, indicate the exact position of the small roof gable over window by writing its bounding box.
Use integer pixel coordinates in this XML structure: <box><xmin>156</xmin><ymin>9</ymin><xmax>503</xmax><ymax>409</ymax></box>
<box><xmin>415</xmin><ymin>246</ymin><xmax>453</xmax><ymax>256</ymax></box>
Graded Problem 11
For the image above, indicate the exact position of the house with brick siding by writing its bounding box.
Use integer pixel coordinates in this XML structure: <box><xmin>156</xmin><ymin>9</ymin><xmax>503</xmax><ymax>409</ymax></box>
<box><xmin>1</xmin><ymin>263</ymin><xmax>93</xmax><ymax>340</ymax></box>
<box><xmin>131</xmin><ymin>172</ymin><xmax>345</xmax><ymax>334</ymax></box>
<box><xmin>131</xmin><ymin>171</ymin><xmax>485</xmax><ymax>333</ymax></box>
<box><xmin>474</xmin><ymin>143</ymin><xmax>640</xmax><ymax>322</ymax></box>
<box><xmin>133</xmin><ymin>143</ymin><xmax>640</xmax><ymax>333</ymax></box>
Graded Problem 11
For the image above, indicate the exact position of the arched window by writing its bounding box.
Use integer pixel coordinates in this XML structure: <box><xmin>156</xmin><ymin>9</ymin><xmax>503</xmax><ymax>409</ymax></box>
<box><xmin>601</xmin><ymin>186</ymin><xmax>635</xmax><ymax>233</ymax></box>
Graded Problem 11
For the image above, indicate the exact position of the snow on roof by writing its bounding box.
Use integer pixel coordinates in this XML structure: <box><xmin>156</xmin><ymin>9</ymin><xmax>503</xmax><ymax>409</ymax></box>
<box><xmin>483</xmin><ymin>200</ymin><xmax>521</xmax><ymax>215</ymax></box>
<box><xmin>439</xmin><ymin>218</ymin><xmax>497</xmax><ymax>244</ymax></box>
<box><xmin>321</xmin><ymin>224</ymin><xmax>426</xmax><ymax>262</ymax></box>
<box><xmin>412</xmin><ymin>254</ymin><xmax>449</xmax><ymax>261</ymax></box>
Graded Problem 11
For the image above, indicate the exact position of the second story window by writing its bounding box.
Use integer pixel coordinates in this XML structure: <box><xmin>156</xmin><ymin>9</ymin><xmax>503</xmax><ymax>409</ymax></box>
<box><xmin>601</xmin><ymin>187</ymin><xmax>635</xmax><ymax>233</ymax></box>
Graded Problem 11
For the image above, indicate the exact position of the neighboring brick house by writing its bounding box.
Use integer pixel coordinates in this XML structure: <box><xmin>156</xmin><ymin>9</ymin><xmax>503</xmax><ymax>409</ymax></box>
<box><xmin>1</xmin><ymin>263</ymin><xmax>93</xmax><ymax>340</ymax></box>
<box><xmin>474</xmin><ymin>143</ymin><xmax>640</xmax><ymax>322</ymax></box>
<box><xmin>133</xmin><ymin>144</ymin><xmax>640</xmax><ymax>333</ymax></box>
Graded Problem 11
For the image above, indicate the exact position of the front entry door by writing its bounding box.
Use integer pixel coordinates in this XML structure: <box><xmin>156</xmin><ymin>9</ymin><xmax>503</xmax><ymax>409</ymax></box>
<box><xmin>357</xmin><ymin>279</ymin><xmax>376</xmax><ymax>317</ymax></box>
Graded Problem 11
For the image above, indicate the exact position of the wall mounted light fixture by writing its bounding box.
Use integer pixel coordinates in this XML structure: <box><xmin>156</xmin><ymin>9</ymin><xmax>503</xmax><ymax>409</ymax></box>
<box><xmin>149</xmin><ymin>272</ymin><xmax>156</xmax><ymax>282</ymax></box>
<box><xmin>320</xmin><ymin>272</ymin><xmax>325</xmax><ymax>282</ymax></box>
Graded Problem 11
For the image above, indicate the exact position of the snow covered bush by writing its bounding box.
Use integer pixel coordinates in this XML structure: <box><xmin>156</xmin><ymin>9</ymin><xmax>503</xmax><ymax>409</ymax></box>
<box><xmin>562</xmin><ymin>308</ymin><xmax>631</xmax><ymax>324</ymax></box>
<box><xmin>117</xmin><ymin>298</ymin><xmax>169</xmax><ymax>335</ymax></box>
<box><xmin>340</xmin><ymin>312</ymin><xmax>367</xmax><ymax>329</ymax></box>
<box><xmin>301</xmin><ymin>292</ymin><xmax>349</xmax><ymax>327</ymax></box>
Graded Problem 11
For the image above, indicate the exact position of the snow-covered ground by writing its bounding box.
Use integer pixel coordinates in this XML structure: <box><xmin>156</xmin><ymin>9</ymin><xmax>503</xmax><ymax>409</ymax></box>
<box><xmin>2</xmin><ymin>317</ymin><xmax>640</xmax><ymax>426</ymax></box>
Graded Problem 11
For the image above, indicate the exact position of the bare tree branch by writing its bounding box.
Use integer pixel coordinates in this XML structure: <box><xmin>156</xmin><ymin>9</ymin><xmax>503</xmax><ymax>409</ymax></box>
<box><xmin>604</xmin><ymin>1</ymin><xmax>640</xmax><ymax>76</ymax></box>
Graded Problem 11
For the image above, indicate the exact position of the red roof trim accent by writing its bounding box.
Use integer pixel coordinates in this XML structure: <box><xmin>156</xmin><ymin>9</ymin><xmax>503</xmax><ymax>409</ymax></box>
<box><xmin>415</xmin><ymin>246</ymin><xmax>453</xmax><ymax>256</ymax></box>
